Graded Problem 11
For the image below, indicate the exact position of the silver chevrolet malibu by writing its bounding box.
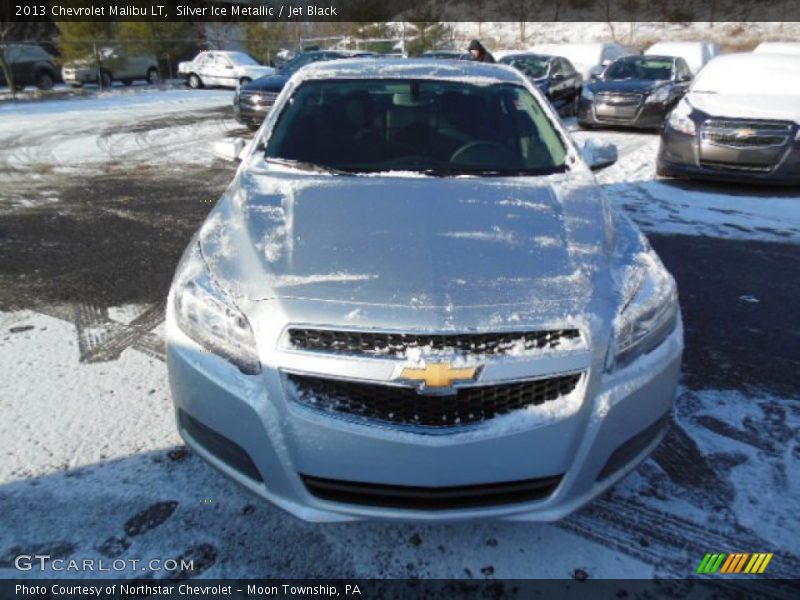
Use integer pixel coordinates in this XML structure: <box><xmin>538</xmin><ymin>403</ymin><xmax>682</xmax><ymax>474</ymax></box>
<box><xmin>166</xmin><ymin>59</ymin><xmax>683</xmax><ymax>522</ymax></box>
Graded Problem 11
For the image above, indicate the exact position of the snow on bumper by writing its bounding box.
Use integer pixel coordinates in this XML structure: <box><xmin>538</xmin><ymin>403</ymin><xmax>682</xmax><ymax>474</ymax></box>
<box><xmin>166</xmin><ymin>308</ymin><xmax>682</xmax><ymax>523</ymax></box>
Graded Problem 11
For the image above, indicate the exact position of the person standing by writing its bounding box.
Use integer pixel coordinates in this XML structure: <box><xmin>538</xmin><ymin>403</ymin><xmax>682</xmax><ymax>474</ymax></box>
<box><xmin>467</xmin><ymin>40</ymin><xmax>495</xmax><ymax>63</ymax></box>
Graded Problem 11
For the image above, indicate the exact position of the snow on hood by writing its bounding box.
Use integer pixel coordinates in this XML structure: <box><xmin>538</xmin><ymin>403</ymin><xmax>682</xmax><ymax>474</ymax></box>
<box><xmin>199</xmin><ymin>171</ymin><xmax>614</xmax><ymax>315</ymax></box>
<box><xmin>688</xmin><ymin>93</ymin><xmax>800</xmax><ymax>126</ymax></box>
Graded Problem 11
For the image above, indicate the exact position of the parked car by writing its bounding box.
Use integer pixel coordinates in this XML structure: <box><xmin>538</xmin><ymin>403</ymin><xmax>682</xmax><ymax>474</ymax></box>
<box><xmin>644</xmin><ymin>41</ymin><xmax>721</xmax><ymax>75</ymax></box>
<box><xmin>0</xmin><ymin>44</ymin><xmax>59</xmax><ymax>90</ymax></box>
<box><xmin>167</xmin><ymin>59</ymin><xmax>682</xmax><ymax>523</ymax></box>
<box><xmin>578</xmin><ymin>55</ymin><xmax>693</xmax><ymax>130</ymax></box>
<box><xmin>178</xmin><ymin>51</ymin><xmax>275</xmax><ymax>89</ymax></box>
<box><xmin>657</xmin><ymin>53</ymin><xmax>800</xmax><ymax>185</ymax></box>
<box><xmin>62</xmin><ymin>47</ymin><xmax>159</xmax><ymax>87</ymax></box>
<box><xmin>233</xmin><ymin>50</ymin><xmax>376</xmax><ymax>129</ymax></box>
<box><xmin>500</xmin><ymin>53</ymin><xmax>583</xmax><ymax>116</ymax></box>
<box><xmin>753</xmin><ymin>41</ymin><xmax>800</xmax><ymax>56</ymax></box>
<box><xmin>529</xmin><ymin>42</ymin><xmax>631</xmax><ymax>80</ymax></box>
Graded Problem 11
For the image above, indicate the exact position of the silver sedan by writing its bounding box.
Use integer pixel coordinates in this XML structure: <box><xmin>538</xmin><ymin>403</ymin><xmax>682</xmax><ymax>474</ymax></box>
<box><xmin>166</xmin><ymin>59</ymin><xmax>683</xmax><ymax>522</ymax></box>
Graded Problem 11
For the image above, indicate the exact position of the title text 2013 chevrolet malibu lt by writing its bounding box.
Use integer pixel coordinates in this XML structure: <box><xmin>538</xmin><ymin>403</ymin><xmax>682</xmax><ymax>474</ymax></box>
<box><xmin>167</xmin><ymin>60</ymin><xmax>683</xmax><ymax>522</ymax></box>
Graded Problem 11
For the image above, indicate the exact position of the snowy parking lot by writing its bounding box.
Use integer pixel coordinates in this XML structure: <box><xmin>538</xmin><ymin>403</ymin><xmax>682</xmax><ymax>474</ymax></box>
<box><xmin>0</xmin><ymin>87</ymin><xmax>798</xmax><ymax>587</ymax></box>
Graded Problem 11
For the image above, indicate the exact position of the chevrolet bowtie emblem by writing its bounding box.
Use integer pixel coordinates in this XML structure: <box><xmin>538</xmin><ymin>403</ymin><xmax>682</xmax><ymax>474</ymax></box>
<box><xmin>399</xmin><ymin>363</ymin><xmax>479</xmax><ymax>389</ymax></box>
<box><xmin>735</xmin><ymin>127</ymin><xmax>757</xmax><ymax>138</ymax></box>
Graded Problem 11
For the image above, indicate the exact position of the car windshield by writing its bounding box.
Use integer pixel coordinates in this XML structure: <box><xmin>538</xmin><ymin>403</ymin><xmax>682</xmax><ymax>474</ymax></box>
<box><xmin>265</xmin><ymin>78</ymin><xmax>568</xmax><ymax>176</ymax></box>
<box><xmin>605</xmin><ymin>57</ymin><xmax>673</xmax><ymax>81</ymax></box>
<box><xmin>501</xmin><ymin>56</ymin><xmax>550</xmax><ymax>79</ymax></box>
<box><xmin>228</xmin><ymin>52</ymin><xmax>259</xmax><ymax>66</ymax></box>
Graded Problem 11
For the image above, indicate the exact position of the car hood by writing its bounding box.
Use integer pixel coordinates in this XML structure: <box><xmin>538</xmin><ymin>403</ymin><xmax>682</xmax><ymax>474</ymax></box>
<box><xmin>198</xmin><ymin>171</ymin><xmax>615</xmax><ymax>319</ymax></box>
<box><xmin>589</xmin><ymin>79</ymin><xmax>663</xmax><ymax>94</ymax></box>
<box><xmin>688</xmin><ymin>92</ymin><xmax>800</xmax><ymax>125</ymax></box>
<box><xmin>242</xmin><ymin>74</ymin><xmax>290</xmax><ymax>92</ymax></box>
<box><xmin>238</xmin><ymin>65</ymin><xmax>276</xmax><ymax>77</ymax></box>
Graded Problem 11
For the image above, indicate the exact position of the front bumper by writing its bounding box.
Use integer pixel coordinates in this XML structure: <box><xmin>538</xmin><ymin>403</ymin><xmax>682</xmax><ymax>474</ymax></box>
<box><xmin>167</xmin><ymin>309</ymin><xmax>682</xmax><ymax>523</ymax></box>
<box><xmin>578</xmin><ymin>96</ymin><xmax>669</xmax><ymax>130</ymax></box>
<box><xmin>233</xmin><ymin>94</ymin><xmax>276</xmax><ymax>127</ymax></box>
<box><xmin>62</xmin><ymin>68</ymin><xmax>97</xmax><ymax>85</ymax></box>
<box><xmin>658</xmin><ymin>122</ymin><xmax>800</xmax><ymax>185</ymax></box>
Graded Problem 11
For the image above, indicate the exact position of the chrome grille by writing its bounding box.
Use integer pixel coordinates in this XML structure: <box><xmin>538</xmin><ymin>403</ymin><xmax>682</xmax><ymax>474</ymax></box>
<box><xmin>596</xmin><ymin>92</ymin><xmax>644</xmax><ymax>106</ymax></box>
<box><xmin>286</xmin><ymin>328</ymin><xmax>582</xmax><ymax>358</ymax></box>
<box><xmin>701</xmin><ymin>120</ymin><xmax>793</xmax><ymax>149</ymax></box>
<box><xmin>239</xmin><ymin>91</ymin><xmax>279</xmax><ymax>108</ymax></box>
<box><xmin>595</xmin><ymin>92</ymin><xmax>643</xmax><ymax>119</ymax></box>
<box><xmin>287</xmin><ymin>372</ymin><xmax>583</xmax><ymax>428</ymax></box>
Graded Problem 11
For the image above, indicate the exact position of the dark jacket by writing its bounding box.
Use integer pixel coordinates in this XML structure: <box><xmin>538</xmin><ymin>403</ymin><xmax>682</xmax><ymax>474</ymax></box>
<box><xmin>468</xmin><ymin>40</ymin><xmax>495</xmax><ymax>63</ymax></box>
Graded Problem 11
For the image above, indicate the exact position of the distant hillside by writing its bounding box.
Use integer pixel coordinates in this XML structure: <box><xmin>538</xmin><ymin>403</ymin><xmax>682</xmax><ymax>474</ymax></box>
<box><xmin>449</xmin><ymin>21</ymin><xmax>800</xmax><ymax>53</ymax></box>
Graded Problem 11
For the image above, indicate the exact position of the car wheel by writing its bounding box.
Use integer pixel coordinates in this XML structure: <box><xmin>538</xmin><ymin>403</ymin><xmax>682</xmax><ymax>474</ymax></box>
<box><xmin>35</xmin><ymin>72</ymin><xmax>55</xmax><ymax>91</ymax></box>
<box><xmin>655</xmin><ymin>161</ymin><xmax>673</xmax><ymax>178</ymax></box>
<box><xmin>146</xmin><ymin>67</ymin><xmax>160</xmax><ymax>85</ymax></box>
<box><xmin>571</xmin><ymin>93</ymin><xmax>581</xmax><ymax>116</ymax></box>
<box><xmin>99</xmin><ymin>70</ymin><xmax>112</xmax><ymax>88</ymax></box>
<box><xmin>187</xmin><ymin>73</ymin><xmax>203</xmax><ymax>89</ymax></box>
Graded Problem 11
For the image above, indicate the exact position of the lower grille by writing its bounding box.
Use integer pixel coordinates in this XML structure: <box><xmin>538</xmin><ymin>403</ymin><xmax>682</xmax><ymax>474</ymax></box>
<box><xmin>301</xmin><ymin>473</ymin><xmax>563</xmax><ymax>509</ymax></box>
<box><xmin>701</xmin><ymin>120</ymin><xmax>793</xmax><ymax>149</ymax></box>
<box><xmin>699</xmin><ymin>160</ymin><xmax>773</xmax><ymax>173</ymax></box>
<box><xmin>287</xmin><ymin>372</ymin><xmax>582</xmax><ymax>428</ymax></box>
<box><xmin>286</xmin><ymin>328</ymin><xmax>581</xmax><ymax>358</ymax></box>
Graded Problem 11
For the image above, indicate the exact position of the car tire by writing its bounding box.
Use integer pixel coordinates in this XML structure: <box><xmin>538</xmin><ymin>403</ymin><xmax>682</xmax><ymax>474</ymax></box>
<box><xmin>146</xmin><ymin>67</ymin><xmax>160</xmax><ymax>85</ymax></box>
<box><xmin>187</xmin><ymin>73</ymin><xmax>203</xmax><ymax>89</ymax></box>
<box><xmin>35</xmin><ymin>71</ymin><xmax>55</xmax><ymax>91</ymax></box>
<box><xmin>571</xmin><ymin>93</ymin><xmax>581</xmax><ymax>116</ymax></box>
<box><xmin>655</xmin><ymin>161</ymin><xmax>673</xmax><ymax>178</ymax></box>
<box><xmin>99</xmin><ymin>70</ymin><xmax>112</xmax><ymax>88</ymax></box>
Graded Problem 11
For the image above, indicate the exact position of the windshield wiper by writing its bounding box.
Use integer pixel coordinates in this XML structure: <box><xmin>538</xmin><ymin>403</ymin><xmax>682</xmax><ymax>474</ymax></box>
<box><xmin>265</xmin><ymin>157</ymin><xmax>352</xmax><ymax>175</ymax></box>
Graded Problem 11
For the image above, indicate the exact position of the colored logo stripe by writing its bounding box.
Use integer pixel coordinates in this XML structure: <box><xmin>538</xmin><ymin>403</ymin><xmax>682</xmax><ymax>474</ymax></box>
<box><xmin>698</xmin><ymin>552</ymin><xmax>773</xmax><ymax>574</ymax></box>
<box><xmin>697</xmin><ymin>553</ymin><xmax>726</xmax><ymax>574</ymax></box>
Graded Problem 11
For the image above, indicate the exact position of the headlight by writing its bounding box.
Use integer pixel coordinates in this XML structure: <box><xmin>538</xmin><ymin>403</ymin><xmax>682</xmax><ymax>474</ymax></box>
<box><xmin>646</xmin><ymin>86</ymin><xmax>670</xmax><ymax>103</ymax></box>
<box><xmin>607</xmin><ymin>252</ymin><xmax>679</xmax><ymax>372</ymax></box>
<box><xmin>667</xmin><ymin>98</ymin><xmax>696</xmax><ymax>135</ymax></box>
<box><xmin>581</xmin><ymin>87</ymin><xmax>594</xmax><ymax>100</ymax></box>
<box><xmin>172</xmin><ymin>243</ymin><xmax>261</xmax><ymax>375</ymax></box>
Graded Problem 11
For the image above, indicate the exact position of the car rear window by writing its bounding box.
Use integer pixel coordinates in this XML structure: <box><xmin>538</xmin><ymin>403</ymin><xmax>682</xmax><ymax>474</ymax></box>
<box><xmin>265</xmin><ymin>78</ymin><xmax>568</xmax><ymax>176</ymax></box>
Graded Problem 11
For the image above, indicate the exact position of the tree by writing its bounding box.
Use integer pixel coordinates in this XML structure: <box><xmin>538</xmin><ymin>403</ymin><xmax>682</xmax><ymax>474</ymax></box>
<box><xmin>241</xmin><ymin>21</ymin><xmax>288</xmax><ymax>66</ymax></box>
<box><xmin>117</xmin><ymin>21</ymin><xmax>198</xmax><ymax>79</ymax></box>
<box><xmin>403</xmin><ymin>6</ymin><xmax>451</xmax><ymax>56</ymax></box>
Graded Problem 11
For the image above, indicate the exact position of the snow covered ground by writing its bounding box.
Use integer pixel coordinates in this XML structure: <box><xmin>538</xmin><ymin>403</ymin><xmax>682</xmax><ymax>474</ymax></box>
<box><xmin>0</xmin><ymin>86</ymin><xmax>799</xmax><ymax>584</ymax></box>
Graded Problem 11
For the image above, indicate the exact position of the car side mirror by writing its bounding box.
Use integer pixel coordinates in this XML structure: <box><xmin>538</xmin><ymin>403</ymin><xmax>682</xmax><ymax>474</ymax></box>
<box><xmin>581</xmin><ymin>139</ymin><xmax>618</xmax><ymax>171</ymax></box>
<box><xmin>552</xmin><ymin>72</ymin><xmax>565</xmax><ymax>81</ymax></box>
<box><xmin>214</xmin><ymin>137</ymin><xmax>248</xmax><ymax>162</ymax></box>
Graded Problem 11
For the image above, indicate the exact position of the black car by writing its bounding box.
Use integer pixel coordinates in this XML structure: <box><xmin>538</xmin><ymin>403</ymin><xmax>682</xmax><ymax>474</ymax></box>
<box><xmin>578</xmin><ymin>55</ymin><xmax>692</xmax><ymax>130</ymax></box>
<box><xmin>234</xmin><ymin>50</ymin><xmax>377</xmax><ymax>130</ymax></box>
<box><xmin>422</xmin><ymin>50</ymin><xmax>471</xmax><ymax>60</ymax></box>
<box><xmin>0</xmin><ymin>44</ymin><xmax>59</xmax><ymax>91</ymax></box>
<box><xmin>499</xmin><ymin>53</ymin><xmax>583</xmax><ymax>116</ymax></box>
